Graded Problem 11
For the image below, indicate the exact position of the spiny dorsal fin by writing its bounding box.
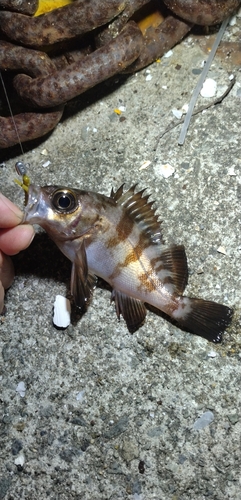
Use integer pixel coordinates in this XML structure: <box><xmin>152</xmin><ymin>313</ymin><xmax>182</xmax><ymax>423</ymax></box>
<box><xmin>110</xmin><ymin>184</ymin><xmax>163</xmax><ymax>245</ymax></box>
<box><xmin>110</xmin><ymin>184</ymin><xmax>125</xmax><ymax>201</ymax></box>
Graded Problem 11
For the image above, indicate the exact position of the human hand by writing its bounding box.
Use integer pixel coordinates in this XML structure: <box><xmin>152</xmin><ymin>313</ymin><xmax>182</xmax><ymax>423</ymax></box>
<box><xmin>0</xmin><ymin>193</ymin><xmax>35</xmax><ymax>313</ymax></box>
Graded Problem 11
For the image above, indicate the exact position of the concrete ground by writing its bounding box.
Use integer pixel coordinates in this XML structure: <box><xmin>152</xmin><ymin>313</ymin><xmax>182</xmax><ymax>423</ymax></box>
<box><xmin>0</xmin><ymin>13</ymin><xmax>241</xmax><ymax>500</ymax></box>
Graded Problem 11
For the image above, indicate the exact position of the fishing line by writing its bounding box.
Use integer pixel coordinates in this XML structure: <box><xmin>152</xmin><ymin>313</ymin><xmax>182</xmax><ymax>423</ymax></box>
<box><xmin>0</xmin><ymin>70</ymin><xmax>30</xmax><ymax>188</ymax></box>
<box><xmin>0</xmin><ymin>70</ymin><xmax>25</xmax><ymax>156</ymax></box>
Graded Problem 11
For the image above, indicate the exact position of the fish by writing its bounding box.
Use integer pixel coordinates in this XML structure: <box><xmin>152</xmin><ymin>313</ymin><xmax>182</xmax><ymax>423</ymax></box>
<box><xmin>23</xmin><ymin>183</ymin><xmax>233</xmax><ymax>342</ymax></box>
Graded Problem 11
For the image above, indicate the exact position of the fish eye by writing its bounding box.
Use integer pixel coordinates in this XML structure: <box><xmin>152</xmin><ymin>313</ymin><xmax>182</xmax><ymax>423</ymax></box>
<box><xmin>51</xmin><ymin>189</ymin><xmax>78</xmax><ymax>213</ymax></box>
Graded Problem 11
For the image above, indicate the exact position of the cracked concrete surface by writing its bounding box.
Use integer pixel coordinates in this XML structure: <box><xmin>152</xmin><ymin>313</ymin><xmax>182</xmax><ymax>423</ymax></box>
<box><xmin>0</xmin><ymin>16</ymin><xmax>241</xmax><ymax>500</ymax></box>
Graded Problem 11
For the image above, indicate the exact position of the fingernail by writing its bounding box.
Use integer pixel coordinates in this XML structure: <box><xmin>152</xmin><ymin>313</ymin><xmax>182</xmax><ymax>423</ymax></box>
<box><xmin>25</xmin><ymin>225</ymin><xmax>35</xmax><ymax>247</ymax></box>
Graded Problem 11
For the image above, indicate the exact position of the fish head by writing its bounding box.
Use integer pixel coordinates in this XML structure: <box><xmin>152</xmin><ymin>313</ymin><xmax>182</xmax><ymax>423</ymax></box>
<box><xmin>23</xmin><ymin>183</ymin><xmax>106</xmax><ymax>241</ymax></box>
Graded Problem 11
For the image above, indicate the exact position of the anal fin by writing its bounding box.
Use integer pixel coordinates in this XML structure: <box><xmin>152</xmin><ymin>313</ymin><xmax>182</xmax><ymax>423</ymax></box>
<box><xmin>111</xmin><ymin>290</ymin><xmax>146</xmax><ymax>333</ymax></box>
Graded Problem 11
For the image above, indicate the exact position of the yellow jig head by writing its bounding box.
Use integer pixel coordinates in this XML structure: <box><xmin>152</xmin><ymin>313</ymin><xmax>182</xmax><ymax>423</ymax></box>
<box><xmin>14</xmin><ymin>161</ymin><xmax>31</xmax><ymax>204</ymax></box>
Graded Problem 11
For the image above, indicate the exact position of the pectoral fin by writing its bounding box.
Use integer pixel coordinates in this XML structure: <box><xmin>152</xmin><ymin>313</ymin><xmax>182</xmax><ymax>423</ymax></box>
<box><xmin>70</xmin><ymin>240</ymin><xmax>96</xmax><ymax>310</ymax></box>
<box><xmin>111</xmin><ymin>290</ymin><xmax>146</xmax><ymax>333</ymax></box>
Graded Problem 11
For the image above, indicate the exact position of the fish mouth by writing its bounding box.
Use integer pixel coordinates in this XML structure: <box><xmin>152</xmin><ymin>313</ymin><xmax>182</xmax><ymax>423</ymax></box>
<box><xmin>23</xmin><ymin>184</ymin><xmax>44</xmax><ymax>224</ymax></box>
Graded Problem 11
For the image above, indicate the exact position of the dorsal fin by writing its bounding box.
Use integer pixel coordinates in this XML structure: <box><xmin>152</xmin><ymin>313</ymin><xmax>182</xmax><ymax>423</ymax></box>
<box><xmin>110</xmin><ymin>184</ymin><xmax>163</xmax><ymax>245</ymax></box>
<box><xmin>110</xmin><ymin>184</ymin><xmax>125</xmax><ymax>201</ymax></box>
<box><xmin>158</xmin><ymin>245</ymin><xmax>188</xmax><ymax>295</ymax></box>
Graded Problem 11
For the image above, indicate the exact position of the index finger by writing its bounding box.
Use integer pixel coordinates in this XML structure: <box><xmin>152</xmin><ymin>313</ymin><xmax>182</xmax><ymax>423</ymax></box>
<box><xmin>0</xmin><ymin>193</ymin><xmax>23</xmax><ymax>228</ymax></box>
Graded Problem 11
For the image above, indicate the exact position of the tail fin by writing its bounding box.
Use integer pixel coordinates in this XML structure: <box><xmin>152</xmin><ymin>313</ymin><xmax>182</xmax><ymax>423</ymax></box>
<box><xmin>175</xmin><ymin>298</ymin><xmax>233</xmax><ymax>343</ymax></box>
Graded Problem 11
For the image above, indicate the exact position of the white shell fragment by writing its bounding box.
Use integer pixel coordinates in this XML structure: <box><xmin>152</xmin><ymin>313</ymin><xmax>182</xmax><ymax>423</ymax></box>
<box><xmin>181</xmin><ymin>103</ymin><xmax>189</xmax><ymax>114</ymax></box>
<box><xmin>154</xmin><ymin>163</ymin><xmax>175</xmax><ymax>179</ymax></box>
<box><xmin>139</xmin><ymin>160</ymin><xmax>151</xmax><ymax>170</ymax></box>
<box><xmin>53</xmin><ymin>295</ymin><xmax>71</xmax><ymax>328</ymax></box>
<box><xmin>14</xmin><ymin>454</ymin><xmax>25</xmax><ymax>467</ymax></box>
<box><xmin>16</xmin><ymin>381</ymin><xmax>26</xmax><ymax>397</ymax></box>
<box><xmin>42</xmin><ymin>160</ymin><xmax>51</xmax><ymax>168</ymax></box>
<box><xmin>172</xmin><ymin>104</ymin><xmax>188</xmax><ymax>119</ymax></box>
<box><xmin>227</xmin><ymin>166</ymin><xmax>236</xmax><ymax>176</ymax></box>
<box><xmin>40</xmin><ymin>148</ymin><xmax>48</xmax><ymax>155</ymax></box>
<box><xmin>145</xmin><ymin>74</ymin><xmax>152</xmax><ymax>81</ymax></box>
<box><xmin>193</xmin><ymin>411</ymin><xmax>214</xmax><ymax>430</ymax></box>
<box><xmin>172</xmin><ymin>108</ymin><xmax>183</xmax><ymax>120</ymax></box>
<box><xmin>200</xmin><ymin>78</ymin><xmax>217</xmax><ymax>98</ymax></box>
<box><xmin>229</xmin><ymin>15</ymin><xmax>236</xmax><ymax>26</ymax></box>
<box><xmin>208</xmin><ymin>350</ymin><xmax>218</xmax><ymax>358</ymax></box>
<box><xmin>164</xmin><ymin>49</ymin><xmax>173</xmax><ymax>58</ymax></box>
<box><xmin>76</xmin><ymin>390</ymin><xmax>85</xmax><ymax>402</ymax></box>
<box><xmin>217</xmin><ymin>246</ymin><xmax>227</xmax><ymax>255</ymax></box>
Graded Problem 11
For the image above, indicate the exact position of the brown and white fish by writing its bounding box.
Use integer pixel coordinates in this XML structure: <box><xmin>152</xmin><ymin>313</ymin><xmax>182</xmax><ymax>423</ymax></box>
<box><xmin>23</xmin><ymin>183</ymin><xmax>233</xmax><ymax>342</ymax></box>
